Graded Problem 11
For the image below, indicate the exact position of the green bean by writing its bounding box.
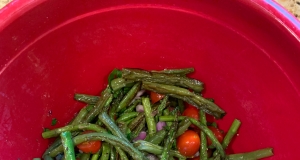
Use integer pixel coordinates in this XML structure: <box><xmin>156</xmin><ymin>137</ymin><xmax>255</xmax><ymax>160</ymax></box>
<box><xmin>142</xmin><ymin>97</ymin><xmax>156</xmax><ymax>137</ymax></box>
<box><xmin>42</xmin><ymin>138</ymin><xmax>62</xmax><ymax>158</ymax></box>
<box><xmin>116</xmin><ymin>112</ymin><xmax>139</xmax><ymax>123</ymax></box>
<box><xmin>151</xmin><ymin>68</ymin><xmax>195</xmax><ymax>75</ymax></box>
<box><xmin>162</xmin><ymin>109</ymin><xmax>172</xmax><ymax>129</ymax></box>
<box><xmin>177</xmin><ymin>99</ymin><xmax>185</xmax><ymax>113</ymax></box>
<box><xmin>99</xmin><ymin>112</ymin><xmax>130</xmax><ymax>143</ymax></box>
<box><xmin>132</xmin><ymin>118</ymin><xmax>146</xmax><ymax>140</ymax></box>
<box><xmin>42</xmin><ymin>105</ymin><xmax>94</xmax><ymax>158</ymax></box>
<box><xmin>133</xmin><ymin>140</ymin><xmax>186</xmax><ymax>159</ymax></box>
<box><xmin>227</xmin><ymin>148</ymin><xmax>273</xmax><ymax>160</ymax></box>
<box><xmin>42</xmin><ymin>123</ymin><xmax>106</xmax><ymax>139</ymax></box>
<box><xmin>157</xmin><ymin>95</ymin><xmax>169</xmax><ymax>116</ymax></box>
<box><xmin>147</xmin><ymin>129</ymin><xmax>167</xmax><ymax>145</ymax></box>
<box><xmin>83</xmin><ymin>87</ymin><xmax>112</xmax><ymax>123</ymax></box>
<box><xmin>117</xmin><ymin>121</ymin><xmax>129</xmax><ymax>134</ymax></box>
<box><xmin>222</xmin><ymin>119</ymin><xmax>241</xmax><ymax>149</ymax></box>
<box><xmin>109</xmin><ymin>91</ymin><xmax>125</xmax><ymax>121</ymax></box>
<box><xmin>115</xmin><ymin>146</ymin><xmax>129</xmax><ymax>160</ymax></box>
<box><xmin>116</xmin><ymin>83</ymin><xmax>141</xmax><ymax>112</ymax></box>
<box><xmin>50</xmin><ymin>133</ymin><xmax>147</xmax><ymax>159</ymax></box>
<box><xmin>110</xmin><ymin>78</ymin><xmax>135</xmax><ymax>91</ymax></box>
<box><xmin>159</xmin><ymin>115</ymin><xmax>186</xmax><ymax>121</ymax></box>
<box><xmin>74</xmin><ymin>94</ymin><xmax>99</xmax><ymax>104</ymax></box>
<box><xmin>122</xmin><ymin>68</ymin><xmax>203</xmax><ymax>92</ymax></box>
<box><xmin>200</xmin><ymin>111</ymin><xmax>208</xmax><ymax>160</ymax></box>
<box><xmin>70</xmin><ymin>105</ymin><xmax>94</xmax><ymax>125</ymax></box>
<box><xmin>60</xmin><ymin>131</ymin><xmax>75</xmax><ymax>160</ymax></box>
<box><xmin>109</xmin><ymin>145</ymin><xmax>116</xmax><ymax>160</ymax></box>
<box><xmin>123</xmin><ymin>99</ymin><xmax>141</xmax><ymax>113</ymax></box>
<box><xmin>176</xmin><ymin>118</ymin><xmax>191</xmax><ymax>137</ymax></box>
<box><xmin>161</xmin><ymin>108</ymin><xmax>178</xmax><ymax>160</ymax></box>
<box><xmin>142</xmin><ymin>81</ymin><xmax>226</xmax><ymax>119</ymax></box>
<box><xmin>100</xmin><ymin>142</ymin><xmax>110</xmax><ymax>160</ymax></box>
<box><xmin>128</xmin><ymin>112</ymin><xmax>145</xmax><ymax>130</ymax></box>
<box><xmin>80</xmin><ymin>153</ymin><xmax>91</xmax><ymax>160</ymax></box>
<box><xmin>91</xmin><ymin>150</ymin><xmax>101</xmax><ymax>160</ymax></box>
<box><xmin>189</xmin><ymin>118</ymin><xmax>225</xmax><ymax>159</ymax></box>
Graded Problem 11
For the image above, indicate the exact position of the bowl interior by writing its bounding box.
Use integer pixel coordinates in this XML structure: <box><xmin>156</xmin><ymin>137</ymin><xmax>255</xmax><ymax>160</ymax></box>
<box><xmin>1</xmin><ymin>0</ymin><xmax>300</xmax><ymax>159</ymax></box>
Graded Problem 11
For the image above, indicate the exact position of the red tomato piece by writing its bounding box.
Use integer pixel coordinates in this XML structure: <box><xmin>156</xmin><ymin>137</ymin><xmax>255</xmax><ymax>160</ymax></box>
<box><xmin>76</xmin><ymin>131</ymin><xmax>102</xmax><ymax>154</ymax></box>
<box><xmin>150</xmin><ymin>91</ymin><xmax>165</xmax><ymax>103</ymax></box>
<box><xmin>177</xmin><ymin>130</ymin><xmax>200</xmax><ymax>157</ymax></box>
<box><xmin>207</xmin><ymin>126</ymin><xmax>224</xmax><ymax>146</ymax></box>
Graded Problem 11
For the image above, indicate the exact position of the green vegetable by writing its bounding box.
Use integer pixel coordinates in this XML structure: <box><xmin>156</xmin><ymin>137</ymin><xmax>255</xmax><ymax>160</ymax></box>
<box><xmin>161</xmin><ymin>108</ymin><xmax>178</xmax><ymax>160</ymax></box>
<box><xmin>49</xmin><ymin>133</ymin><xmax>147</xmax><ymax>160</ymax></box>
<box><xmin>176</xmin><ymin>118</ymin><xmax>191</xmax><ymax>137</ymax></box>
<box><xmin>227</xmin><ymin>148</ymin><xmax>273</xmax><ymax>160</ymax></box>
<box><xmin>189</xmin><ymin>118</ymin><xmax>225</xmax><ymax>159</ymax></box>
<box><xmin>200</xmin><ymin>111</ymin><xmax>208</xmax><ymax>160</ymax></box>
<box><xmin>122</xmin><ymin>68</ymin><xmax>203</xmax><ymax>92</ymax></box>
<box><xmin>123</xmin><ymin>99</ymin><xmax>141</xmax><ymax>113</ymax></box>
<box><xmin>108</xmin><ymin>69</ymin><xmax>122</xmax><ymax>88</ymax></box>
<box><xmin>142</xmin><ymin>81</ymin><xmax>225</xmax><ymax>119</ymax></box>
<box><xmin>42</xmin><ymin>123</ymin><xmax>106</xmax><ymax>139</ymax></box>
<box><xmin>116</xmin><ymin>112</ymin><xmax>139</xmax><ymax>123</ymax></box>
<box><xmin>222</xmin><ymin>119</ymin><xmax>241</xmax><ymax>149</ymax></box>
<box><xmin>116</xmin><ymin>83</ymin><xmax>141</xmax><ymax>112</ymax></box>
<box><xmin>147</xmin><ymin>129</ymin><xmax>167</xmax><ymax>145</ymax></box>
<box><xmin>133</xmin><ymin>140</ymin><xmax>186</xmax><ymax>159</ymax></box>
<box><xmin>74</xmin><ymin>94</ymin><xmax>99</xmax><ymax>104</ymax></box>
<box><xmin>151</xmin><ymin>68</ymin><xmax>194</xmax><ymax>75</ymax></box>
<box><xmin>100</xmin><ymin>142</ymin><xmax>110</xmax><ymax>160</ymax></box>
<box><xmin>159</xmin><ymin>115</ymin><xmax>186</xmax><ymax>121</ymax></box>
<box><xmin>51</xmin><ymin>118</ymin><xmax>57</xmax><ymax>126</ymax></box>
<box><xmin>60</xmin><ymin>131</ymin><xmax>75</xmax><ymax>160</ymax></box>
<box><xmin>83</xmin><ymin>87</ymin><xmax>112</xmax><ymax>123</ymax></box>
<box><xmin>128</xmin><ymin>112</ymin><xmax>145</xmax><ymax>130</ymax></box>
<box><xmin>110</xmin><ymin>78</ymin><xmax>135</xmax><ymax>91</ymax></box>
<box><xmin>142</xmin><ymin>97</ymin><xmax>156</xmax><ymax>137</ymax></box>
<box><xmin>99</xmin><ymin>112</ymin><xmax>130</xmax><ymax>143</ymax></box>
<box><xmin>70</xmin><ymin>105</ymin><xmax>94</xmax><ymax>125</ymax></box>
<box><xmin>80</xmin><ymin>153</ymin><xmax>91</xmax><ymax>160</ymax></box>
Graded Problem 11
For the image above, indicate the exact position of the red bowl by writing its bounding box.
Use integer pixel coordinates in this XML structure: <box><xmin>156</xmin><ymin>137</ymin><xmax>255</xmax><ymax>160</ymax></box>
<box><xmin>1</xmin><ymin>0</ymin><xmax>300</xmax><ymax>159</ymax></box>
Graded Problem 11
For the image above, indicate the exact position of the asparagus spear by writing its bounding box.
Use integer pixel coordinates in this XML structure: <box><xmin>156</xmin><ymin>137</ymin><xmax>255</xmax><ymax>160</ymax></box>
<box><xmin>122</xmin><ymin>68</ymin><xmax>203</xmax><ymax>92</ymax></box>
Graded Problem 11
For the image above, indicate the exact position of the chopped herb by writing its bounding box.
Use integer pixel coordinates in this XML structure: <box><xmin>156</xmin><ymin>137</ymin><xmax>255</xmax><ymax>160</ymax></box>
<box><xmin>51</xmin><ymin>118</ymin><xmax>57</xmax><ymax>126</ymax></box>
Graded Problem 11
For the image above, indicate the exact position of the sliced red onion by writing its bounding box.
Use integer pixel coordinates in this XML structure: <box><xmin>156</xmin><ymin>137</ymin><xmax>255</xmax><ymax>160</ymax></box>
<box><xmin>146</xmin><ymin>154</ymin><xmax>159</xmax><ymax>160</ymax></box>
<box><xmin>133</xmin><ymin>131</ymin><xmax>147</xmax><ymax>142</ymax></box>
<box><xmin>136</xmin><ymin>104</ymin><xmax>144</xmax><ymax>112</ymax></box>
<box><xmin>135</xmin><ymin>89</ymin><xmax>146</xmax><ymax>98</ymax></box>
<box><xmin>156</xmin><ymin>121</ymin><xmax>166</xmax><ymax>131</ymax></box>
<box><xmin>193</xmin><ymin>151</ymin><xmax>200</xmax><ymax>157</ymax></box>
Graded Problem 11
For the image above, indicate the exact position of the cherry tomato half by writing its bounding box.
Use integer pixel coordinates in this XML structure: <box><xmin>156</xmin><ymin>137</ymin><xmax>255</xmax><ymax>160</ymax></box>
<box><xmin>182</xmin><ymin>105</ymin><xmax>199</xmax><ymax>128</ymax></box>
<box><xmin>177</xmin><ymin>130</ymin><xmax>200</xmax><ymax>157</ymax></box>
<box><xmin>207</xmin><ymin>126</ymin><xmax>224</xmax><ymax>146</ymax></box>
<box><xmin>182</xmin><ymin>105</ymin><xmax>199</xmax><ymax>120</ymax></box>
<box><xmin>150</xmin><ymin>91</ymin><xmax>165</xmax><ymax>104</ymax></box>
<box><xmin>76</xmin><ymin>131</ymin><xmax>102</xmax><ymax>154</ymax></box>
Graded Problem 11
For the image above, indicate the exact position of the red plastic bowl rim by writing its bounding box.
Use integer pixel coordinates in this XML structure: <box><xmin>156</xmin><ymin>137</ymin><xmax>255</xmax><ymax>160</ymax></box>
<box><xmin>0</xmin><ymin>0</ymin><xmax>300</xmax><ymax>41</ymax></box>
